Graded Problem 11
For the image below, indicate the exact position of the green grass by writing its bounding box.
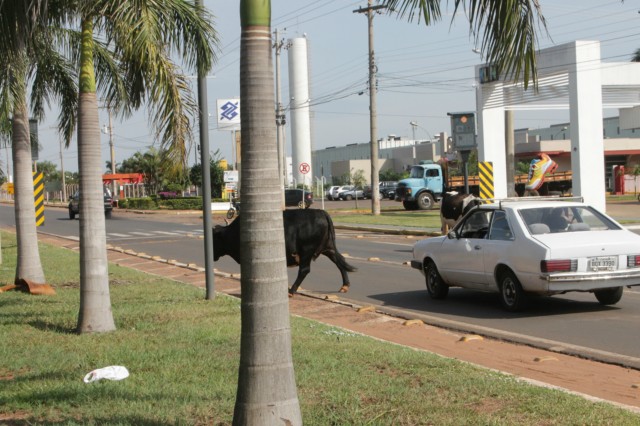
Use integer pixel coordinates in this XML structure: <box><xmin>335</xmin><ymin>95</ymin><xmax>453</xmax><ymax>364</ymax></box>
<box><xmin>330</xmin><ymin>210</ymin><xmax>443</xmax><ymax>229</ymax></box>
<box><xmin>1</xmin><ymin>232</ymin><xmax>639</xmax><ymax>425</ymax></box>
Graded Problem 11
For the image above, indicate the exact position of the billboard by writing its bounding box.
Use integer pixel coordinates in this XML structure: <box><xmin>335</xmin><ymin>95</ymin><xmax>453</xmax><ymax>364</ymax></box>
<box><xmin>216</xmin><ymin>98</ymin><xmax>240</xmax><ymax>130</ymax></box>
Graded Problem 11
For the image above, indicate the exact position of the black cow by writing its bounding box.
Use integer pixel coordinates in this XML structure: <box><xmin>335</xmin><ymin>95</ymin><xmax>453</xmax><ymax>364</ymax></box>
<box><xmin>440</xmin><ymin>191</ymin><xmax>481</xmax><ymax>233</ymax></box>
<box><xmin>213</xmin><ymin>209</ymin><xmax>356</xmax><ymax>296</ymax></box>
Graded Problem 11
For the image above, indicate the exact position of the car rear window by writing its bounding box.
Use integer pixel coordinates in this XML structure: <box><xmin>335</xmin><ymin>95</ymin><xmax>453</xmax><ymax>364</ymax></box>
<box><xmin>520</xmin><ymin>206</ymin><xmax>621</xmax><ymax>234</ymax></box>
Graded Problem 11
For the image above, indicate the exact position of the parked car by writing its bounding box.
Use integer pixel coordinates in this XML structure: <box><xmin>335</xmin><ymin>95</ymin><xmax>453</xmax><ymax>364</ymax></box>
<box><xmin>334</xmin><ymin>185</ymin><xmax>354</xmax><ymax>200</ymax></box>
<box><xmin>379</xmin><ymin>181</ymin><xmax>398</xmax><ymax>199</ymax></box>
<box><xmin>410</xmin><ymin>199</ymin><xmax>640</xmax><ymax>312</ymax></box>
<box><xmin>284</xmin><ymin>189</ymin><xmax>313</xmax><ymax>208</ymax></box>
<box><xmin>339</xmin><ymin>187</ymin><xmax>365</xmax><ymax>201</ymax></box>
<box><xmin>362</xmin><ymin>185</ymin><xmax>381</xmax><ymax>199</ymax></box>
<box><xmin>325</xmin><ymin>185</ymin><xmax>340</xmax><ymax>200</ymax></box>
<box><xmin>68</xmin><ymin>187</ymin><xmax>114</xmax><ymax>220</ymax></box>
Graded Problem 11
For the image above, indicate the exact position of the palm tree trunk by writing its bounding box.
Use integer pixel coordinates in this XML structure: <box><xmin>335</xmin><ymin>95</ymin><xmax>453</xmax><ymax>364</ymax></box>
<box><xmin>12</xmin><ymin>97</ymin><xmax>45</xmax><ymax>284</ymax></box>
<box><xmin>76</xmin><ymin>17</ymin><xmax>115</xmax><ymax>334</ymax></box>
<box><xmin>233</xmin><ymin>1</ymin><xmax>301</xmax><ymax>424</ymax></box>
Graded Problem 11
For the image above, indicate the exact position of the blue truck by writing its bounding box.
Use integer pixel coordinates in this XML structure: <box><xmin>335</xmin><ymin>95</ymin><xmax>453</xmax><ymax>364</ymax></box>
<box><xmin>394</xmin><ymin>162</ymin><xmax>446</xmax><ymax>210</ymax></box>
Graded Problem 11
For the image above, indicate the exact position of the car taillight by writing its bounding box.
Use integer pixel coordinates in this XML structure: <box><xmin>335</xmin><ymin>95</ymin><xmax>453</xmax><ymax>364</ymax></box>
<box><xmin>628</xmin><ymin>255</ymin><xmax>640</xmax><ymax>267</ymax></box>
<box><xmin>541</xmin><ymin>259</ymin><xmax>577</xmax><ymax>273</ymax></box>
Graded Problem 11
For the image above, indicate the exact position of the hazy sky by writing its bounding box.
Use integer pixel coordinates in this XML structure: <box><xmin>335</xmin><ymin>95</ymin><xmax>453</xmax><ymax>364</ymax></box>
<box><xmin>28</xmin><ymin>0</ymin><xmax>640</xmax><ymax>174</ymax></box>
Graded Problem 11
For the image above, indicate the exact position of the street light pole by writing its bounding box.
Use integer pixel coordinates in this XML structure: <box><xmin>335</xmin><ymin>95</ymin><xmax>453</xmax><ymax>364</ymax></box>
<box><xmin>59</xmin><ymin>137</ymin><xmax>66</xmax><ymax>202</ymax></box>
<box><xmin>195</xmin><ymin>0</ymin><xmax>215</xmax><ymax>300</ymax></box>
<box><xmin>107</xmin><ymin>108</ymin><xmax>116</xmax><ymax>198</ymax></box>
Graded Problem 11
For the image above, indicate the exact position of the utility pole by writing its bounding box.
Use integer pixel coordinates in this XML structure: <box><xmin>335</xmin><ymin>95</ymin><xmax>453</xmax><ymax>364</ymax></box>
<box><xmin>355</xmin><ymin>0</ymin><xmax>386</xmax><ymax>216</ymax></box>
<box><xmin>274</xmin><ymin>28</ymin><xmax>287</xmax><ymax>207</ymax></box>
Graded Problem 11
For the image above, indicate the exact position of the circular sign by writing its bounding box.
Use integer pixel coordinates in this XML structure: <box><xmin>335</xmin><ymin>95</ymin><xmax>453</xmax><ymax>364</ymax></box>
<box><xmin>460</xmin><ymin>116</ymin><xmax>468</xmax><ymax>124</ymax></box>
<box><xmin>299</xmin><ymin>162</ymin><xmax>310</xmax><ymax>174</ymax></box>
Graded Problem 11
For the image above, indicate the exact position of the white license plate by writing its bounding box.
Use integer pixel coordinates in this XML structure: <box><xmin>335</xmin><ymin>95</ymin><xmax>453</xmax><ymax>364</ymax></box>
<box><xmin>588</xmin><ymin>256</ymin><xmax>618</xmax><ymax>271</ymax></box>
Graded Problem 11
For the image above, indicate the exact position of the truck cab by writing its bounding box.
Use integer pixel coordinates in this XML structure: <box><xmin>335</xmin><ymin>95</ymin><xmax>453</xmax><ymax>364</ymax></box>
<box><xmin>395</xmin><ymin>163</ymin><xmax>445</xmax><ymax>210</ymax></box>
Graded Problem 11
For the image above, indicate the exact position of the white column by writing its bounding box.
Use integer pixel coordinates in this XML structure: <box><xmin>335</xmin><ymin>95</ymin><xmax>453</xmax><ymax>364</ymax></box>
<box><xmin>568</xmin><ymin>41</ymin><xmax>605</xmax><ymax>211</ymax></box>
<box><xmin>476</xmin><ymin>83</ymin><xmax>507</xmax><ymax>198</ymax></box>
<box><xmin>288</xmin><ymin>37</ymin><xmax>312</xmax><ymax>186</ymax></box>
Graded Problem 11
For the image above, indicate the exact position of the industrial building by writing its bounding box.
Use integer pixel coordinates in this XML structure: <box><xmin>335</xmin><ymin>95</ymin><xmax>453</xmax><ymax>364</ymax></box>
<box><xmin>311</xmin><ymin>115</ymin><xmax>640</xmax><ymax>191</ymax></box>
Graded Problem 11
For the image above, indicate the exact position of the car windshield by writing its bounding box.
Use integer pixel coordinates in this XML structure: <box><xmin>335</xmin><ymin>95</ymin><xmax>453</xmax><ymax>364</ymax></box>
<box><xmin>519</xmin><ymin>205</ymin><xmax>621</xmax><ymax>234</ymax></box>
<box><xmin>408</xmin><ymin>166</ymin><xmax>423</xmax><ymax>179</ymax></box>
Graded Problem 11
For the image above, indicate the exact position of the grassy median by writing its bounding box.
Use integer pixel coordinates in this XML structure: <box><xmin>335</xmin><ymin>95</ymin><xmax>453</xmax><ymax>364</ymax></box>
<box><xmin>1</xmin><ymin>231</ymin><xmax>638</xmax><ymax>425</ymax></box>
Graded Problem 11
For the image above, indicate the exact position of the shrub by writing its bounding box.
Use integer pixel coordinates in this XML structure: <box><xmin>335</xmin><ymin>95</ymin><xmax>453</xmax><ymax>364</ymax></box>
<box><xmin>121</xmin><ymin>197</ymin><xmax>158</xmax><ymax>210</ymax></box>
<box><xmin>158</xmin><ymin>191</ymin><xmax>178</xmax><ymax>200</ymax></box>
<box><xmin>157</xmin><ymin>197</ymin><xmax>203</xmax><ymax>210</ymax></box>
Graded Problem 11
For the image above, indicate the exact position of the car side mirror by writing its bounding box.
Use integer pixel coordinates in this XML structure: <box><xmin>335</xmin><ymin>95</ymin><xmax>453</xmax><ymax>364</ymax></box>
<box><xmin>447</xmin><ymin>230</ymin><xmax>457</xmax><ymax>240</ymax></box>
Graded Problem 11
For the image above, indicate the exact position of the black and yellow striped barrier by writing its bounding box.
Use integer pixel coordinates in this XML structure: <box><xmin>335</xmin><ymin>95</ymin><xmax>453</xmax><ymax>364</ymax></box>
<box><xmin>33</xmin><ymin>171</ymin><xmax>44</xmax><ymax>226</ymax></box>
<box><xmin>478</xmin><ymin>161</ymin><xmax>494</xmax><ymax>201</ymax></box>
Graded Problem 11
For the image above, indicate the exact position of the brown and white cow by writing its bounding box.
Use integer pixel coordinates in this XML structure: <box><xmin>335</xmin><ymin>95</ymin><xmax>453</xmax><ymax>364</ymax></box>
<box><xmin>440</xmin><ymin>191</ymin><xmax>482</xmax><ymax>234</ymax></box>
<box><xmin>213</xmin><ymin>209</ymin><xmax>356</xmax><ymax>296</ymax></box>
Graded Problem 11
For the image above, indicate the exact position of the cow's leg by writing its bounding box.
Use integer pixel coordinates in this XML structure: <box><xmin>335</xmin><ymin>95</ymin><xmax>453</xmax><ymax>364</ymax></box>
<box><xmin>288</xmin><ymin>256</ymin><xmax>313</xmax><ymax>297</ymax></box>
<box><xmin>322</xmin><ymin>251</ymin><xmax>351</xmax><ymax>293</ymax></box>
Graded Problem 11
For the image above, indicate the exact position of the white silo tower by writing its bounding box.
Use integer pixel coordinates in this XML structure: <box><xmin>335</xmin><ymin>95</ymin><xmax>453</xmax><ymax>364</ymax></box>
<box><xmin>287</xmin><ymin>36</ymin><xmax>312</xmax><ymax>187</ymax></box>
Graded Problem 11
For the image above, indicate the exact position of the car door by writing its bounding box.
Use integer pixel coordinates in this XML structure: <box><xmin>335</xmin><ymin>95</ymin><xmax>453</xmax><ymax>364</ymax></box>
<box><xmin>481</xmin><ymin>210</ymin><xmax>514</xmax><ymax>290</ymax></box>
<box><xmin>438</xmin><ymin>209</ymin><xmax>492</xmax><ymax>288</ymax></box>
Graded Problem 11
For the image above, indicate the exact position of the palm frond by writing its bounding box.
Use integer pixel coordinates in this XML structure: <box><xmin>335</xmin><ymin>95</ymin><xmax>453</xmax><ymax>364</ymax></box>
<box><xmin>459</xmin><ymin>0</ymin><xmax>547</xmax><ymax>88</ymax></box>
<box><xmin>384</xmin><ymin>0</ymin><xmax>547</xmax><ymax>89</ymax></box>
<box><xmin>384</xmin><ymin>0</ymin><xmax>442</xmax><ymax>25</ymax></box>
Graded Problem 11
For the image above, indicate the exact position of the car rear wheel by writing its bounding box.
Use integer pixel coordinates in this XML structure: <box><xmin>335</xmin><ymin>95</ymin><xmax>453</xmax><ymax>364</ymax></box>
<box><xmin>69</xmin><ymin>209</ymin><xmax>75</xmax><ymax>220</ymax></box>
<box><xmin>297</xmin><ymin>201</ymin><xmax>305</xmax><ymax>209</ymax></box>
<box><xmin>105</xmin><ymin>210</ymin><xmax>112</xmax><ymax>219</ymax></box>
<box><xmin>594</xmin><ymin>287</ymin><xmax>623</xmax><ymax>305</ymax></box>
<box><xmin>425</xmin><ymin>260</ymin><xmax>448</xmax><ymax>299</ymax></box>
<box><xmin>499</xmin><ymin>270</ymin><xmax>527</xmax><ymax>312</ymax></box>
<box><xmin>345</xmin><ymin>194</ymin><xmax>353</xmax><ymax>201</ymax></box>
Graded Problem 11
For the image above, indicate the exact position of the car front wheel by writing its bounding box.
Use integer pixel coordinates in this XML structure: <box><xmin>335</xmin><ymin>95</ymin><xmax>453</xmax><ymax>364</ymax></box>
<box><xmin>499</xmin><ymin>270</ymin><xmax>527</xmax><ymax>312</ymax></box>
<box><xmin>425</xmin><ymin>260</ymin><xmax>448</xmax><ymax>299</ymax></box>
<box><xmin>69</xmin><ymin>209</ymin><xmax>76</xmax><ymax>220</ymax></box>
<box><xmin>416</xmin><ymin>192</ymin><xmax>435</xmax><ymax>210</ymax></box>
<box><xmin>594</xmin><ymin>287</ymin><xmax>623</xmax><ymax>305</ymax></box>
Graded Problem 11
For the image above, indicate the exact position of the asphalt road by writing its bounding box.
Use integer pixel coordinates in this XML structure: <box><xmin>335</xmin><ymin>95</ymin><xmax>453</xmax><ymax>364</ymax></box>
<box><xmin>2</xmin><ymin>202</ymin><xmax>640</xmax><ymax>368</ymax></box>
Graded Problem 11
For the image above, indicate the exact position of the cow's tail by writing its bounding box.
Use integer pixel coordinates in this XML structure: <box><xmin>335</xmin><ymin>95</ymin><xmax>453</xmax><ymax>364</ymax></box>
<box><xmin>325</xmin><ymin>212</ymin><xmax>357</xmax><ymax>272</ymax></box>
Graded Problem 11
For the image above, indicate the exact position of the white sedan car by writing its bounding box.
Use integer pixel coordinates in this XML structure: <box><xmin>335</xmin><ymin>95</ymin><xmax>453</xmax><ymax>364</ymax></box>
<box><xmin>411</xmin><ymin>200</ymin><xmax>640</xmax><ymax>311</ymax></box>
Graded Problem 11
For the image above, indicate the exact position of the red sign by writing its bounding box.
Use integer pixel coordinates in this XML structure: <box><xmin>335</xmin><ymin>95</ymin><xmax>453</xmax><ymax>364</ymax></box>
<box><xmin>299</xmin><ymin>162</ymin><xmax>310</xmax><ymax>174</ymax></box>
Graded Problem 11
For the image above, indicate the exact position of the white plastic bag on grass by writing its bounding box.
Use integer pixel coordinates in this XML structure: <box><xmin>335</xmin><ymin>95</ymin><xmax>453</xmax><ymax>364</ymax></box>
<box><xmin>83</xmin><ymin>366</ymin><xmax>129</xmax><ymax>383</ymax></box>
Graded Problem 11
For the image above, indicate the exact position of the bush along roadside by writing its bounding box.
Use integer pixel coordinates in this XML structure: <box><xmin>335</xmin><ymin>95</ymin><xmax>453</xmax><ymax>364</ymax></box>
<box><xmin>118</xmin><ymin>196</ymin><xmax>228</xmax><ymax>210</ymax></box>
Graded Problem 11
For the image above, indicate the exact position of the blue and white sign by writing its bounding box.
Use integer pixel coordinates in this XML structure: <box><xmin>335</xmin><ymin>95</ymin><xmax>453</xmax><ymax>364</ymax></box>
<box><xmin>216</xmin><ymin>98</ymin><xmax>240</xmax><ymax>130</ymax></box>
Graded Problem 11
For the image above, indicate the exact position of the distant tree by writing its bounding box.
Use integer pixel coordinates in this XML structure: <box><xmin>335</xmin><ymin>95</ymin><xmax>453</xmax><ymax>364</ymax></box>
<box><xmin>117</xmin><ymin>152</ymin><xmax>145</xmax><ymax>173</ymax></box>
<box><xmin>632</xmin><ymin>48</ymin><xmax>640</xmax><ymax>62</ymax></box>
<box><xmin>379</xmin><ymin>168</ymin><xmax>404</xmax><ymax>182</ymax></box>
<box><xmin>517</xmin><ymin>160</ymin><xmax>532</xmax><ymax>175</ymax></box>
<box><xmin>35</xmin><ymin>160</ymin><xmax>58</xmax><ymax>182</ymax></box>
<box><xmin>189</xmin><ymin>149</ymin><xmax>225</xmax><ymax>198</ymax></box>
<box><xmin>631</xmin><ymin>164</ymin><xmax>640</xmax><ymax>196</ymax></box>
<box><xmin>105</xmin><ymin>160</ymin><xmax>118</xmax><ymax>173</ymax></box>
<box><xmin>351</xmin><ymin>169</ymin><xmax>367</xmax><ymax>188</ymax></box>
